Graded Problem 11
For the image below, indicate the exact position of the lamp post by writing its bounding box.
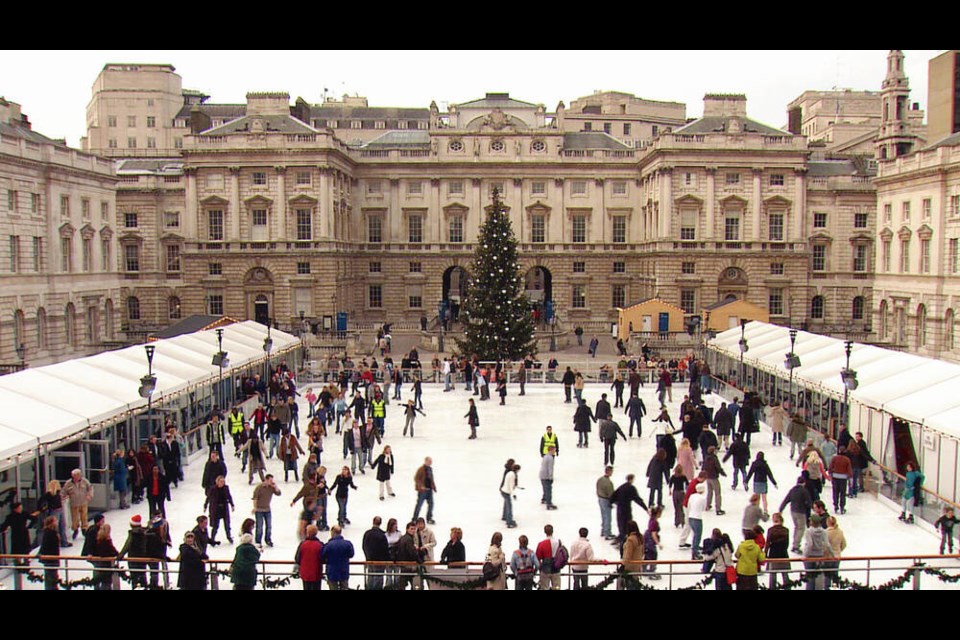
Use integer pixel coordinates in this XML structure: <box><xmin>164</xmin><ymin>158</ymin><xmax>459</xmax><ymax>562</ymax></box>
<box><xmin>15</xmin><ymin>342</ymin><xmax>25</xmax><ymax>369</ymax></box>
<box><xmin>784</xmin><ymin>328</ymin><xmax>800</xmax><ymax>410</ymax></box>
<box><xmin>139</xmin><ymin>345</ymin><xmax>157</xmax><ymax>437</ymax></box>
<box><xmin>263</xmin><ymin>322</ymin><xmax>273</xmax><ymax>403</ymax></box>
<box><xmin>437</xmin><ymin>301</ymin><xmax>445</xmax><ymax>353</ymax></box>
<box><xmin>738</xmin><ymin>318</ymin><xmax>749</xmax><ymax>390</ymax></box>
<box><xmin>213</xmin><ymin>328</ymin><xmax>230</xmax><ymax>412</ymax></box>
<box><xmin>549</xmin><ymin>300</ymin><xmax>558</xmax><ymax>353</ymax></box>
<box><xmin>840</xmin><ymin>340</ymin><xmax>858</xmax><ymax>433</ymax></box>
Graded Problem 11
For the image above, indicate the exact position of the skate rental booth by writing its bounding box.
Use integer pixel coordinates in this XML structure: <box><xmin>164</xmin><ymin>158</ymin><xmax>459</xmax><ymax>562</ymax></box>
<box><xmin>705</xmin><ymin>321</ymin><xmax>960</xmax><ymax>520</ymax></box>
<box><xmin>0</xmin><ymin>320</ymin><xmax>301</xmax><ymax>535</ymax></box>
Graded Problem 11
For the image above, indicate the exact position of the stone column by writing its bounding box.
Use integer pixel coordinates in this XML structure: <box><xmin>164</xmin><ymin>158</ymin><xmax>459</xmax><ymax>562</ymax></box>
<box><xmin>793</xmin><ymin>168</ymin><xmax>806</xmax><ymax>240</ymax></box>
<box><xmin>275</xmin><ymin>166</ymin><xmax>286</xmax><ymax>241</ymax></box>
<box><xmin>319</xmin><ymin>166</ymin><xmax>331</xmax><ymax>238</ymax></box>
<box><xmin>660</xmin><ymin>167</ymin><xmax>673</xmax><ymax>237</ymax></box>
<box><xmin>390</xmin><ymin>178</ymin><xmax>401</xmax><ymax>242</ymax></box>
<box><xmin>705</xmin><ymin>167</ymin><xmax>716</xmax><ymax>240</ymax></box>
<box><xmin>431</xmin><ymin>178</ymin><xmax>441</xmax><ymax>243</ymax></box>
<box><xmin>229</xmin><ymin>166</ymin><xmax>241</xmax><ymax>241</ymax></box>
<box><xmin>751</xmin><ymin>168</ymin><xmax>763</xmax><ymax>241</ymax></box>
<box><xmin>184</xmin><ymin>167</ymin><xmax>198</xmax><ymax>239</ymax></box>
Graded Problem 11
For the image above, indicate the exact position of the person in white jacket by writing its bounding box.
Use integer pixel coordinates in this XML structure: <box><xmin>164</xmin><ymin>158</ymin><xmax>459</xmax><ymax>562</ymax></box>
<box><xmin>569</xmin><ymin>527</ymin><xmax>595</xmax><ymax>589</ymax></box>
<box><xmin>500</xmin><ymin>461</ymin><xmax>520</xmax><ymax>528</ymax></box>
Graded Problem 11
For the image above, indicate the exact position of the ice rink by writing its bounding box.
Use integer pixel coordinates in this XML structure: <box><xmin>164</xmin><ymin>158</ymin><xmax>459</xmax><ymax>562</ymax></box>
<box><xmin>7</xmin><ymin>379</ymin><xmax>960</xmax><ymax>589</ymax></box>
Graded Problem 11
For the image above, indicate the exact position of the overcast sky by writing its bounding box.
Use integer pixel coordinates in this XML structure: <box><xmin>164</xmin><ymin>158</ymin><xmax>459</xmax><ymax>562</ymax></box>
<box><xmin>0</xmin><ymin>50</ymin><xmax>946</xmax><ymax>148</ymax></box>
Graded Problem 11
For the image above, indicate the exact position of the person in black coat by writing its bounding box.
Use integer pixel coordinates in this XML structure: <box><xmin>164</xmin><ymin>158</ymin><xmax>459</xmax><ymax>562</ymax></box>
<box><xmin>712</xmin><ymin>403</ymin><xmax>734</xmax><ymax>449</ymax></box>
<box><xmin>0</xmin><ymin>502</ymin><xmax>36</xmax><ymax>562</ymax></box>
<box><xmin>362</xmin><ymin>516</ymin><xmax>391</xmax><ymax>590</ymax></box>
<box><xmin>204</xmin><ymin>476</ymin><xmax>235</xmax><ymax>544</ymax></box>
<box><xmin>371</xmin><ymin>446</ymin><xmax>396</xmax><ymax>500</ymax></box>
<box><xmin>177</xmin><ymin>531</ymin><xmax>208</xmax><ymax>590</ymax></box>
<box><xmin>645</xmin><ymin>449</ymin><xmax>670</xmax><ymax>508</ymax></box>
<box><xmin>191</xmin><ymin>515</ymin><xmax>218</xmax><ymax>555</ymax></box>
<box><xmin>625</xmin><ymin>393</ymin><xmax>647</xmax><ymax>438</ymax></box>
<box><xmin>611</xmin><ymin>475</ymin><xmax>649</xmax><ymax>543</ymax></box>
<box><xmin>680</xmin><ymin>413</ymin><xmax>703</xmax><ymax>458</ymax></box>
<box><xmin>440</xmin><ymin>527</ymin><xmax>466</xmax><ymax>565</ymax></box>
<box><xmin>595</xmin><ymin>394</ymin><xmax>612</xmax><ymax>421</ymax></box>
<box><xmin>561</xmin><ymin>367</ymin><xmax>576</xmax><ymax>403</ymax></box>
<box><xmin>659</xmin><ymin>432</ymin><xmax>678</xmax><ymax>473</ymax></box>
<box><xmin>738</xmin><ymin>394</ymin><xmax>759</xmax><ymax>445</ymax></box>
<box><xmin>574</xmin><ymin>401</ymin><xmax>596</xmax><ymax>448</ymax></box>
<box><xmin>38</xmin><ymin>516</ymin><xmax>61</xmax><ymax>589</ymax></box>
<box><xmin>611</xmin><ymin>375</ymin><xmax>625</xmax><ymax>408</ymax></box>
<box><xmin>698</xmin><ymin>427</ymin><xmax>719</xmax><ymax>462</ymax></box>
<box><xmin>723</xmin><ymin>434</ymin><xmax>751</xmax><ymax>490</ymax></box>
<box><xmin>201</xmin><ymin>450</ymin><xmax>228</xmax><ymax>492</ymax></box>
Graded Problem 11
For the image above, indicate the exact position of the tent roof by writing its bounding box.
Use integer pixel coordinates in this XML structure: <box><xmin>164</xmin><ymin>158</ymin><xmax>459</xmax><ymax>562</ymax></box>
<box><xmin>0</xmin><ymin>321</ymin><xmax>299</xmax><ymax>463</ymax></box>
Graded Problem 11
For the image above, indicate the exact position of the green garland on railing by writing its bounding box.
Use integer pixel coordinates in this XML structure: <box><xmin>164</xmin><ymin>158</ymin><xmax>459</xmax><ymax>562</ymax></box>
<box><xmin>211</xmin><ymin>567</ymin><xmax>296</xmax><ymax>589</ymax></box>
<box><xmin>24</xmin><ymin>568</ymin><xmax>167</xmax><ymax>590</ymax></box>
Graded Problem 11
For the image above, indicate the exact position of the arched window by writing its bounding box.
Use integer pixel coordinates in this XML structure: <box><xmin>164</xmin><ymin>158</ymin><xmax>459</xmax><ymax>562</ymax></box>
<box><xmin>946</xmin><ymin>309</ymin><xmax>956</xmax><ymax>351</ymax></box>
<box><xmin>168</xmin><ymin>296</ymin><xmax>182</xmax><ymax>320</ymax></box>
<box><xmin>917</xmin><ymin>304</ymin><xmax>928</xmax><ymax>347</ymax></box>
<box><xmin>65</xmin><ymin>302</ymin><xmax>76</xmax><ymax>348</ymax></box>
<box><xmin>36</xmin><ymin>307</ymin><xmax>47</xmax><ymax>350</ymax></box>
<box><xmin>852</xmin><ymin>296</ymin><xmax>865</xmax><ymax>321</ymax></box>
<box><xmin>811</xmin><ymin>295</ymin><xmax>824</xmax><ymax>320</ymax></box>
<box><xmin>127</xmin><ymin>296</ymin><xmax>141</xmax><ymax>321</ymax></box>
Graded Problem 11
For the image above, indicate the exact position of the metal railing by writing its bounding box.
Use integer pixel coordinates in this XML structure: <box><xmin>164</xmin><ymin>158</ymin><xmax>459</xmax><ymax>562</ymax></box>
<box><xmin>3</xmin><ymin>553</ymin><xmax>958</xmax><ymax>590</ymax></box>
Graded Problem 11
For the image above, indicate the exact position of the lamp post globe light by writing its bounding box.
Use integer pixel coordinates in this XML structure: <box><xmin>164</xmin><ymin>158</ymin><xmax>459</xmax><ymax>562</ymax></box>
<box><xmin>140</xmin><ymin>344</ymin><xmax>157</xmax><ymax>436</ymax></box>
<box><xmin>784</xmin><ymin>328</ymin><xmax>801</xmax><ymax>410</ymax></box>
<box><xmin>840</xmin><ymin>340</ymin><xmax>858</xmax><ymax>432</ymax></box>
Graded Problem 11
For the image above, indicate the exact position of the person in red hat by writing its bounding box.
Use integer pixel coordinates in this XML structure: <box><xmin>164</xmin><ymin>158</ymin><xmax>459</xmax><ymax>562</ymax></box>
<box><xmin>117</xmin><ymin>514</ymin><xmax>149</xmax><ymax>589</ymax></box>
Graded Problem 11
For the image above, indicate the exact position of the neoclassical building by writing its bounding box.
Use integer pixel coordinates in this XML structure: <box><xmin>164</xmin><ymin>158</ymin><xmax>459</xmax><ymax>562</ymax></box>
<box><xmin>0</xmin><ymin>98</ymin><xmax>122</xmax><ymax>366</ymax></box>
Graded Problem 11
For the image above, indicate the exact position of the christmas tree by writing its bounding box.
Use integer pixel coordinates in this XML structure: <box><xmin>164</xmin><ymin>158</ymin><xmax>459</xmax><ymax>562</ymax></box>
<box><xmin>455</xmin><ymin>188</ymin><xmax>537</xmax><ymax>360</ymax></box>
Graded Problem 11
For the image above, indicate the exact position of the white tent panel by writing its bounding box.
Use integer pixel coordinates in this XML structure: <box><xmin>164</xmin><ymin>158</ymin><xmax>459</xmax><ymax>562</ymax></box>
<box><xmin>0</xmin><ymin>369</ymin><xmax>124</xmax><ymax>426</ymax></box>
<box><xmin>882</xmin><ymin>379</ymin><xmax>960</xmax><ymax>427</ymax></box>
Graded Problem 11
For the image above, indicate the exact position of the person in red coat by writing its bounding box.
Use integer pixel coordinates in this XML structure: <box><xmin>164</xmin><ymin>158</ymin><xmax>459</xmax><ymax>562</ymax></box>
<box><xmin>828</xmin><ymin>447</ymin><xmax>853</xmax><ymax>514</ymax></box>
<box><xmin>295</xmin><ymin>524</ymin><xmax>325</xmax><ymax>590</ymax></box>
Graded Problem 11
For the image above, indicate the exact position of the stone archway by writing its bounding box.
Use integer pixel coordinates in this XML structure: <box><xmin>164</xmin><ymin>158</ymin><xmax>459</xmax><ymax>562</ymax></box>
<box><xmin>524</xmin><ymin>266</ymin><xmax>552</xmax><ymax>305</ymax></box>
<box><xmin>717</xmin><ymin>266</ymin><xmax>748</xmax><ymax>302</ymax></box>
<box><xmin>244</xmin><ymin>266</ymin><xmax>275</xmax><ymax>326</ymax></box>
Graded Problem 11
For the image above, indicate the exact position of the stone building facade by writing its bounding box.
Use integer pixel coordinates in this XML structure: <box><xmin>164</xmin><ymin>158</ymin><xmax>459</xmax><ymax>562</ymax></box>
<box><xmin>0</xmin><ymin>98</ymin><xmax>121</xmax><ymax>366</ymax></box>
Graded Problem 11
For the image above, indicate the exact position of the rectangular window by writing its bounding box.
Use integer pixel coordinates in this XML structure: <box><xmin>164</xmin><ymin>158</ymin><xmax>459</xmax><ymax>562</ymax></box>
<box><xmin>82</xmin><ymin>238</ymin><xmax>91</xmax><ymax>272</ymax></box>
<box><xmin>572</xmin><ymin>215</ymin><xmax>587</xmax><ymax>243</ymax></box>
<box><xmin>296</xmin><ymin>209</ymin><xmax>312</xmax><ymax>240</ymax></box>
<box><xmin>369</xmin><ymin>261</ymin><xmax>381</xmax><ymax>273</ymax></box>
<box><xmin>652</xmin><ymin>125</ymin><xmax>659</xmax><ymax>137</ymax></box>
<box><xmin>680</xmin><ymin>289</ymin><xmax>696</xmax><ymax>314</ymax></box>
<box><xmin>769</xmin><ymin>289</ymin><xmax>784</xmax><ymax>316</ymax></box>
<box><xmin>108</xmin><ymin>115</ymin><xmax>117</xmax><ymax>127</ymax></box>
<box><xmin>603</xmin><ymin>122</ymin><xmax>612</xmax><ymax>134</ymax></box>
<box><xmin>296</xmin><ymin>171</ymin><xmax>311</xmax><ymax>186</ymax></box>
<box><xmin>127</xmin><ymin>137</ymin><xmax>136</xmax><ymax>148</ymax></box>
<box><xmin>9</xmin><ymin>236</ymin><xmax>18</xmax><ymax>272</ymax></box>
<box><xmin>612</xmin><ymin>216</ymin><xmax>627</xmax><ymax>243</ymax></box>
<box><xmin>853</xmin><ymin>245</ymin><xmax>867</xmax><ymax>272</ymax></box>
<box><xmin>613</xmin><ymin>261</ymin><xmax>626</xmax><ymax>273</ymax></box>
<box><xmin>448</xmin><ymin>181</ymin><xmax>464</xmax><ymax>196</ymax></box>
<box><xmin>327</xmin><ymin>120</ymin><xmax>338</xmax><ymax>129</ymax></box>
<box><xmin>81</xmin><ymin>198</ymin><xmax>90</xmax><ymax>219</ymax></box>
<box><xmin>99</xmin><ymin>201</ymin><xmax>108</xmax><ymax>220</ymax></box>
<box><xmin>951</xmin><ymin>195</ymin><xmax>960</xmax><ymax>217</ymax></box>
<box><xmin>351</xmin><ymin>120</ymin><xmax>362</xmax><ymax>129</ymax></box>
<box><xmin>902</xmin><ymin>201</ymin><xmax>911</xmax><ymax>221</ymax></box>
<box><xmin>623</xmin><ymin>123</ymin><xmax>632</xmax><ymax>136</ymax></box>
<box><xmin>813</xmin><ymin>213</ymin><xmax>827</xmax><ymax>228</ymax></box>
<box><xmin>408</xmin><ymin>214</ymin><xmax>423</xmax><ymax>243</ymax></box>
<box><xmin>949</xmin><ymin>238</ymin><xmax>959</xmax><ymax>273</ymax></box>
<box><xmin>612</xmin><ymin>181</ymin><xmax>627</xmax><ymax>196</ymax></box>
<box><xmin>724</xmin><ymin>214</ymin><xmax>740</xmax><ymax>241</ymax></box>
<box><xmin>408</xmin><ymin>293</ymin><xmax>423</xmax><ymax>309</ymax></box>
<box><xmin>164</xmin><ymin>211</ymin><xmax>180</xmax><ymax>228</ymax></box>
<box><xmin>770</xmin><ymin>174</ymin><xmax>785</xmax><ymax>187</ymax></box>
<box><xmin>448</xmin><ymin>216</ymin><xmax>464</xmax><ymax>243</ymax></box>
<box><xmin>60</xmin><ymin>195</ymin><xmax>69</xmax><ymax>217</ymax></box>
<box><xmin>488</xmin><ymin>181</ymin><xmax>505</xmax><ymax>197</ymax></box>
<box><xmin>166</xmin><ymin>244</ymin><xmax>181</xmax><ymax>272</ymax></box>
<box><xmin>612</xmin><ymin>284</ymin><xmax>626</xmax><ymax>309</ymax></box>
<box><xmin>900</xmin><ymin>238</ymin><xmax>910</xmax><ymax>273</ymax></box>
<box><xmin>573</xmin><ymin>261</ymin><xmax>585</xmax><ymax>273</ymax></box>
<box><xmin>124</xmin><ymin>212</ymin><xmax>138</xmax><ymax>228</ymax></box>
<box><xmin>32</xmin><ymin>193</ymin><xmax>39</xmax><ymax>214</ymax></box>
<box><xmin>253</xmin><ymin>172</ymin><xmax>267</xmax><ymax>186</ymax></box>
<box><xmin>208</xmin><ymin>262</ymin><xmax>223</xmax><ymax>276</ymax></box>
<box><xmin>146</xmin><ymin>116</ymin><xmax>156</xmax><ymax>128</ymax></box>
<box><xmin>584</xmin><ymin>122</ymin><xmax>593</xmax><ymax>132</ymax></box>
<box><xmin>108</xmin><ymin>138</ymin><xmax>118</xmax><ymax>148</ymax></box>
<box><xmin>682</xmin><ymin>261</ymin><xmax>695</xmax><ymax>274</ymax></box>
<box><xmin>921</xmin><ymin>239</ymin><xmax>931</xmax><ymax>274</ymax></box>
<box><xmin>375</xmin><ymin>121</ymin><xmax>386</xmax><ymax>130</ymax></box>
<box><xmin>127</xmin><ymin>116</ymin><xmax>136</xmax><ymax>127</ymax></box>
<box><xmin>208</xmin><ymin>210</ymin><xmax>224</xmax><ymax>240</ymax></box>
<box><xmin>812</xmin><ymin>245</ymin><xmax>826</xmax><ymax>271</ymax></box>
<box><xmin>409</xmin><ymin>261</ymin><xmax>422</xmax><ymax>273</ymax></box>
<box><xmin>174</xmin><ymin>138</ymin><xmax>183</xmax><ymax>149</ymax></box>
<box><xmin>680</xmin><ymin>207</ymin><xmax>697</xmax><ymax>240</ymax></box>
<box><xmin>684</xmin><ymin>172</ymin><xmax>696</xmax><ymax>187</ymax></box>
<box><xmin>571</xmin><ymin>180</ymin><xmax>587</xmax><ymax>196</ymax></box>
<box><xmin>146</xmin><ymin>137</ymin><xmax>156</xmax><ymax>149</ymax></box>
<box><xmin>854</xmin><ymin>212</ymin><xmax>868</xmax><ymax>229</ymax></box>
<box><xmin>61</xmin><ymin>237</ymin><xmax>72</xmax><ymax>272</ymax></box>
<box><xmin>252</xmin><ymin>209</ymin><xmax>268</xmax><ymax>227</ymax></box>
<box><xmin>884</xmin><ymin>203</ymin><xmax>893</xmax><ymax>224</ymax></box>
<box><xmin>367</xmin><ymin>180</ymin><xmax>383</xmax><ymax>194</ymax></box>
<box><xmin>923</xmin><ymin>198</ymin><xmax>932</xmax><ymax>220</ymax></box>
<box><xmin>367</xmin><ymin>216</ymin><xmax>382</xmax><ymax>243</ymax></box>
<box><xmin>768</xmin><ymin>212</ymin><xmax>784</xmax><ymax>241</ymax></box>
<box><xmin>369</xmin><ymin>285</ymin><xmax>383</xmax><ymax>308</ymax></box>
<box><xmin>725</xmin><ymin>172</ymin><xmax>740</xmax><ymax>185</ymax></box>
<box><xmin>531</xmin><ymin>215</ymin><xmax>545</xmax><ymax>243</ymax></box>
<box><xmin>572</xmin><ymin>284</ymin><xmax>586</xmax><ymax>309</ymax></box>
<box><xmin>124</xmin><ymin>244</ymin><xmax>140</xmax><ymax>272</ymax></box>
<box><xmin>882</xmin><ymin>240</ymin><xmax>892</xmax><ymax>272</ymax></box>
<box><xmin>407</xmin><ymin>181</ymin><xmax>423</xmax><ymax>195</ymax></box>
<box><xmin>100</xmin><ymin>238</ymin><xmax>109</xmax><ymax>271</ymax></box>
<box><xmin>770</xmin><ymin>262</ymin><xmax>784</xmax><ymax>275</ymax></box>
<box><xmin>207</xmin><ymin>294</ymin><xmax>224</xmax><ymax>316</ymax></box>
<box><xmin>33</xmin><ymin>237</ymin><xmax>41</xmax><ymax>272</ymax></box>
<box><xmin>297</xmin><ymin>262</ymin><xmax>311</xmax><ymax>275</ymax></box>
<box><xmin>531</xmin><ymin>181</ymin><xmax>546</xmax><ymax>195</ymax></box>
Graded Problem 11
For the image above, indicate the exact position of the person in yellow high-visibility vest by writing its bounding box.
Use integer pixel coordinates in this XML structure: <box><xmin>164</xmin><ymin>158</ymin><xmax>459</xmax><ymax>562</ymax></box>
<box><xmin>540</xmin><ymin>425</ymin><xmax>559</xmax><ymax>457</ymax></box>
<box><xmin>228</xmin><ymin>407</ymin><xmax>246</xmax><ymax>456</ymax></box>
<box><xmin>371</xmin><ymin>394</ymin><xmax>387</xmax><ymax>438</ymax></box>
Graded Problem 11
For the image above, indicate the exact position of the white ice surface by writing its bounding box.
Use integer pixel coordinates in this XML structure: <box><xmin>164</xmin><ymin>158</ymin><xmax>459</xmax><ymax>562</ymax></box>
<box><xmin>6</xmin><ymin>381</ymin><xmax>959</xmax><ymax>590</ymax></box>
